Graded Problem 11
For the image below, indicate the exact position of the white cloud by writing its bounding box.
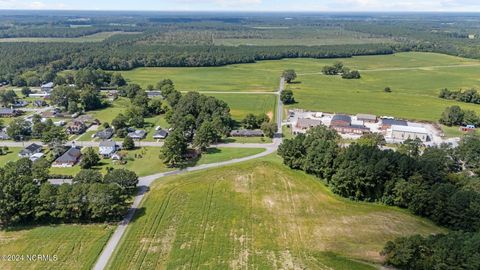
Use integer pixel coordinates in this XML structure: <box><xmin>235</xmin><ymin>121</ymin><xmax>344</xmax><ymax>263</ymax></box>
<box><xmin>1</xmin><ymin>0</ymin><xmax>480</xmax><ymax>11</ymax></box>
<box><xmin>0</xmin><ymin>0</ymin><xmax>68</xmax><ymax>9</ymax></box>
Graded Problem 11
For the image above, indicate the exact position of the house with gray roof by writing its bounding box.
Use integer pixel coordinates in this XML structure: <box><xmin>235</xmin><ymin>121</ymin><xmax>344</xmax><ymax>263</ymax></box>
<box><xmin>0</xmin><ymin>108</ymin><xmax>20</xmax><ymax>117</ymax></box>
<box><xmin>52</xmin><ymin>147</ymin><xmax>82</xmax><ymax>167</ymax></box>
<box><xmin>19</xmin><ymin>143</ymin><xmax>43</xmax><ymax>158</ymax></box>
<box><xmin>230</xmin><ymin>129</ymin><xmax>264</xmax><ymax>137</ymax></box>
<box><xmin>95</xmin><ymin>128</ymin><xmax>114</xmax><ymax>140</ymax></box>
<box><xmin>153</xmin><ymin>129</ymin><xmax>168</xmax><ymax>140</ymax></box>
<box><xmin>127</xmin><ymin>130</ymin><xmax>146</xmax><ymax>140</ymax></box>
<box><xmin>0</xmin><ymin>131</ymin><xmax>10</xmax><ymax>140</ymax></box>
<box><xmin>41</xmin><ymin>82</ymin><xmax>54</xmax><ymax>92</ymax></box>
<box><xmin>99</xmin><ymin>141</ymin><xmax>117</xmax><ymax>158</ymax></box>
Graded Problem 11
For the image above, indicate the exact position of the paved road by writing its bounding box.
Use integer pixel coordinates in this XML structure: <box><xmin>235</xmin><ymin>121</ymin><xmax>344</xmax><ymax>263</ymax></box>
<box><xmin>92</xmin><ymin>77</ymin><xmax>285</xmax><ymax>270</ymax></box>
<box><xmin>181</xmin><ymin>91</ymin><xmax>277</xmax><ymax>95</ymax></box>
<box><xmin>0</xmin><ymin>140</ymin><xmax>276</xmax><ymax>149</ymax></box>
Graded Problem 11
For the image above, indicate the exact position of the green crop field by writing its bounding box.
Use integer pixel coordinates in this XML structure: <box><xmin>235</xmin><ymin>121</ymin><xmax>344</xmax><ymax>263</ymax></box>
<box><xmin>107</xmin><ymin>156</ymin><xmax>443</xmax><ymax>269</ymax></box>
<box><xmin>209</xmin><ymin>93</ymin><xmax>277</xmax><ymax>120</ymax></box>
<box><xmin>0</xmin><ymin>224</ymin><xmax>114</xmax><ymax>270</ymax></box>
<box><xmin>121</xmin><ymin>52</ymin><xmax>480</xmax><ymax>122</ymax></box>
<box><xmin>0</xmin><ymin>31</ymin><xmax>140</xmax><ymax>43</ymax></box>
<box><xmin>121</xmin><ymin>65</ymin><xmax>280</xmax><ymax>92</ymax></box>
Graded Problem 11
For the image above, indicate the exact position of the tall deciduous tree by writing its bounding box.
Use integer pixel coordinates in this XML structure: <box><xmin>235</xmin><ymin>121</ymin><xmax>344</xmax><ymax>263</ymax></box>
<box><xmin>80</xmin><ymin>148</ymin><xmax>100</xmax><ymax>169</ymax></box>
<box><xmin>160</xmin><ymin>129</ymin><xmax>187</xmax><ymax>167</ymax></box>
<box><xmin>282</xmin><ymin>69</ymin><xmax>297</xmax><ymax>83</ymax></box>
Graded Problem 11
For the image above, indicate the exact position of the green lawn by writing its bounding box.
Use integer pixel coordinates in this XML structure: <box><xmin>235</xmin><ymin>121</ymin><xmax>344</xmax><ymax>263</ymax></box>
<box><xmin>210</xmin><ymin>93</ymin><xmax>277</xmax><ymax>120</ymax></box>
<box><xmin>441</xmin><ymin>124</ymin><xmax>477</xmax><ymax>138</ymax></box>
<box><xmin>107</xmin><ymin>156</ymin><xmax>443</xmax><ymax>269</ymax></box>
<box><xmin>0</xmin><ymin>31</ymin><xmax>140</xmax><ymax>43</ymax></box>
<box><xmin>0</xmin><ymin>148</ymin><xmax>21</xmax><ymax>166</ymax></box>
<box><xmin>50</xmin><ymin>147</ymin><xmax>265</xmax><ymax>177</ymax></box>
<box><xmin>89</xmin><ymin>98</ymin><xmax>130</xmax><ymax>124</ymax></box>
<box><xmin>222</xmin><ymin>136</ymin><xmax>273</xmax><ymax>144</ymax></box>
<box><xmin>0</xmin><ymin>224</ymin><xmax>114</xmax><ymax>270</ymax></box>
<box><xmin>121</xmin><ymin>52</ymin><xmax>480</xmax><ymax>122</ymax></box>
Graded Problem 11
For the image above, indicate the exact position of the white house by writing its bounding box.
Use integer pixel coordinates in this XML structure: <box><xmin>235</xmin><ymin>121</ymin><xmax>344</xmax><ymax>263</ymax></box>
<box><xmin>99</xmin><ymin>141</ymin><xmax>117</xmax><ymax>158</ymax></box>
<box><xmin>19</xmin><ymin>143</ymin><xmax>43</xmax><ymax>158</ymax></box>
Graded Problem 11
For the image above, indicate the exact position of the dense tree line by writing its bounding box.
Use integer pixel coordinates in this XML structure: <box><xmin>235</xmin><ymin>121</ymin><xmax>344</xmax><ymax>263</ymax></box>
<box><xmin>0</xmin><ymin>42</ymin><xmax>395</xmax><ymax>83</ymax></box>
<box><xmin>381</xmin><ymin>232</ymin><xmax>480</xmax><ymax>269</ymax></box>
<box><xmin>0</xmin><ymin>26</ymin><xmax>138</xmax><ymax>38</ymax></box>
<box><xmin>278</xmin><ymin>126</ymin><xmax>480</xmax><ymax>232</ymax></box>
<box><xmin>439</xmin><ymin>88</ymin><xmax>480</xmax><ymax>104</ymax></box>
<box><xmin>440</xmin><ymin>105</ymin><xmax>480</xmax><ymax>127</ymax></box>
<box><xmin>159</xmin><ymin>80</ymin><xmax>233</xmax><ymax>166</ymax></box>
<box><xmin>0</xmin><ymin>158</ymin><xmax>138</xmax><ymax>226</ymax></box>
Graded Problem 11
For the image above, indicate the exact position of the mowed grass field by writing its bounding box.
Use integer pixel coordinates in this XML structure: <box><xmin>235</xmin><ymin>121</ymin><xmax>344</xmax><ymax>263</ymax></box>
<box><xmin>0</xmin><ymin>224</ymin><xmax>114</xmax><ymax>270</ymax></box>
<box><xmin>121</xmin><ymin>65</ymin><xmax>280</xmax><ymax>92</ymax></box>
<box><xmin>210</xmin><ymin>93</ymin><xmax>277</xmax><ymax>120</ymax></box>
<box><xmin>0</xmin><ymin>31</ymin><xmax>140</xmax><ymax>43</ymax></box>
<box><xmin>121</xmin><ymin>52</ymin><xmax>480</xmax><ymax>122</ymax></box>
<box><xmin>107</xmin><ymin>156</ymin><xmax>444</xmax><ymax>269</ymax></box>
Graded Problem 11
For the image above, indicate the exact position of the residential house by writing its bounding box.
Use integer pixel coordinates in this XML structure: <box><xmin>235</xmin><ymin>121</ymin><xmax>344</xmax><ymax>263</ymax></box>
<box><xmin>0</xmin><ymin>108</ymin><xmax>20</xmax><ymax>118</ymax></box>
<box><xmin>153</xmin><ymin>129</ymin><xmax>168</xmax><ymax>140</ymax></box>
<box><xmin>13</xmin><ymin>100</ymin><xmax>29</xmax><ymax>108</ymax></box>
<box><xmin>33</xmin><ymin>100</ymin><xmax>47</xmax><ymax>107</ymax></box>
<box><xmin>381</xmin><ymin>119</ymin><xmax>408</xmax><ymax>130</ymax></box>
<box><xmin>41</xmin><ymin>82</ymin><xmax>54</xmax><ymax>93</ymax></box>
<box><xmin>66</xmin><ymin>120</ymin><xmax>87</xmax><ymax>135</ymax></box>
<box><xmin>391</xmin><ymin>125</ymin><xmax>429</xmax><ymax>142</ymax></box>
<box><xmin>99</xmin><ymin>141</ymin><xmax>117</xmax><ymax>158</ymax></box>
<box><xmin>127</xmin><ymin>130</ymin><xmax>146</xmax><ymax>140</ymax></box>
<box><xmin>0</xmin><ymin>131</ymin><xmax>9</xmax><ymax>140</ymax></box>
<box><xmin>52</xmin><ymin>147</ymin><xmax>82</xmax><ymax>167</ymax></box>
<box><xmin>95</xmin><ymin>128</ymin><xmax>114</xmax><ymax>140</ymax></box>
<box><xmin>29</xmin><ymin>153</ymin><xmax>45</xmax><ymax>162</ymax></box>
<box><xmin>356</xmin><ymin>113</ymin><xmax>378</xmax><ymax>123</ymax></box>
<box><xmin>147</xmin><ymin>91</ymin><xmax>162</xmax><ymax>97</ymax></box>
<box><xmin>19</xmin><ymin>143</ymin><xmax>43</xmax><ymax>158</ymax></box>
<box><xmin>230</xmin><ymin>129</ymin><xmax>264</xmax><ymax>137</ymax></box>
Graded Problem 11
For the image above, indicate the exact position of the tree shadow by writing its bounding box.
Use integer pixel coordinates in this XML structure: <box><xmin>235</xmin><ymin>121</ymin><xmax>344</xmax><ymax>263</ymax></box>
<box><xmin>129</xmin><ymin>207</ymin><xmax>146</xmax><ymax>224</ymax></box>
<box><xmin>288</xmin><ymin>81</ymin><xmax>302</xmax><ymax>84</ymax></box>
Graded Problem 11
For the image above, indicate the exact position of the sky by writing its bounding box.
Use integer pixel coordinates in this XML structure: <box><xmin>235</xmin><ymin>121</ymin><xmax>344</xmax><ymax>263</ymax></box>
<box><xmin>2</xmin><ymin>0</ymin><xmax>480</xmax><ymax>12</ymax></box>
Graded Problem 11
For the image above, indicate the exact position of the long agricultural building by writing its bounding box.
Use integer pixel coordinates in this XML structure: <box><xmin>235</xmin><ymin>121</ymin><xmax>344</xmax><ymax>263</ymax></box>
<box><xmin>390</xmin><ymin>125</ymin><xmax>429</xmax><ymax>142</ymax></box>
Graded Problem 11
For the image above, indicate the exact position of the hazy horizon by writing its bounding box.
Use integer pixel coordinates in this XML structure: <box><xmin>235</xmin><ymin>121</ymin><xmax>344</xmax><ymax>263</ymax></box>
<box><xmin>2</xmin><ymin>0</ymin><xmax>480</xmax><ymax>12</ymax></box>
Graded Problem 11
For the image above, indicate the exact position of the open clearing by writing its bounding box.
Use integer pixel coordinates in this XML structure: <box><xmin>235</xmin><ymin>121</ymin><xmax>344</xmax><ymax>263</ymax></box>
<box><xmin>0</xmin><ymin>31</ymin><xmax>140</xmax><ymax>43</ymax></box>
<box><xmin>0</xmin><ymin>224</ymin><xmax>114</xmax><ymax>270</ymax></box>
<box><xmin>121</xmin><ymin>52</ymin><xmax>480</xmax><ymax>122</ymax></box>
<box><xmin>210</xmin><ymin>93</ymin><xmax>277</xmax><ymax>120</ymax></box>
<box><xmin>107</xmin><ymin>156</ymin><xmax>443</xmax><ymax>270</ymax></box>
